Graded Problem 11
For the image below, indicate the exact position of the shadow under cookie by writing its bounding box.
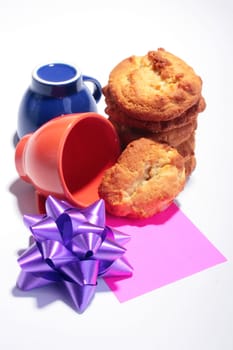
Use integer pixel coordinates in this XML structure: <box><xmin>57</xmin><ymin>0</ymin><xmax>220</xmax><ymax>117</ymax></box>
<box><xmin>104</xmin><ymin>91</ymin><xmax>205</xmax><ymax>133</ymax></box>
<box><xmin>110</xmin><ymin>118</ymin><xmax>198</xmax><ymax>148</ymax></box>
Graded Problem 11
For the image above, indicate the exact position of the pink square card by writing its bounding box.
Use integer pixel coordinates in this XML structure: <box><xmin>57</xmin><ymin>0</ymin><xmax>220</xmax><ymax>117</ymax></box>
<box><xmin>105</xmin><ymin>203</ymin><xmax>226</xmax><ymax>302</ymax></box>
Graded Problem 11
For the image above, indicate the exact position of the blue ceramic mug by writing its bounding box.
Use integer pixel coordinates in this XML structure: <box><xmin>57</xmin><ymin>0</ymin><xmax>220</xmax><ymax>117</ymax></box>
<box><xmin>17</xmin><ymin>62</ymin><xmax>102</xmax><ymax>138</ymax></box>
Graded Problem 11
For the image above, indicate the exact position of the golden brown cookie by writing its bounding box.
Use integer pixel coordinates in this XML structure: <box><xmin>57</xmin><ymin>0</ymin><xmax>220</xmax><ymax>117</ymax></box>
<box><xmin>105</xmin><ymin>49</ymin><xmax>203</xmax><ymax>121</ymax></box>
<box><xmin>98</xmin><ymin>138</ymin><xmax>186</xmax><ymax>219</ymax></box>
<box><xmin>110</xmin><ymin>118</ymin><xmax>197</xmax><ymax>149</ymax></box>
<box><xmin>104</xmin><ymin>86</ymin><xmax>205</xmax><ymax>133</ymax></box>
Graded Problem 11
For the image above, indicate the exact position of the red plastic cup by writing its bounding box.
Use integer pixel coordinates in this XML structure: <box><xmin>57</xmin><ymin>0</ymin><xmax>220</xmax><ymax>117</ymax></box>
<box><xmin>15</xmin><ymin>112</ymin><xmax>120</xmax><ymax>211</ymax></box>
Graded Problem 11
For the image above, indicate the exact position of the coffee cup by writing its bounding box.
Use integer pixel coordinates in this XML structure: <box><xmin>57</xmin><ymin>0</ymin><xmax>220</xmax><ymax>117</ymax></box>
<box><xmin>17</xmin><ymin>62</ymin><xmax>102</xmax><ymax>139</ymax></box>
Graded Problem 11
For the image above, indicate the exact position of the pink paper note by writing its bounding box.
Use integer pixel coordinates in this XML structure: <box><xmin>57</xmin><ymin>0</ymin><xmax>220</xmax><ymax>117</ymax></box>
<box><xmin>104</xmin><ymin>203</ymin><xmax>226</xmax><ymax>302</ymax></box>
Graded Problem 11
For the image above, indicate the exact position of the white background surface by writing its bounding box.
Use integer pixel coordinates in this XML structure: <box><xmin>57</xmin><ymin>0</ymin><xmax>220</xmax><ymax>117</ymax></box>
<box><xmin>1</xmin><ymin>0</ymin><xmax>233</xmax><ymax>348</ymax></box>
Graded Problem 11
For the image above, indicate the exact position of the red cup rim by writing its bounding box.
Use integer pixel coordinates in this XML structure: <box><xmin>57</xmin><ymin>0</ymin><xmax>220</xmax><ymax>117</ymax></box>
<box><xmin>56</xmin><ymin>112</ymin><xmax>120</xmax><ymax>207</ymax></box>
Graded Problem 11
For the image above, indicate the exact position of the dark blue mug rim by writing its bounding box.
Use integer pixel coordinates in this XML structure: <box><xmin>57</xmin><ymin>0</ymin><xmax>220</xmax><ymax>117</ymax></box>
<box><xmin>32</xmin><ymin>62</ymin><xmax>81</xmax><ymax>86</ymax></box>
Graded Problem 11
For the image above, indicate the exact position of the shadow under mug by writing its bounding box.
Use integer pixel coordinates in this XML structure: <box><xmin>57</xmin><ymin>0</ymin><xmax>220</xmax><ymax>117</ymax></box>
<box><xmin>15</xmin><ymin>112</ymin><xmax>120</xmax><ymax>212</ymax></box>
<box><xmin>17</xmin><ymin>62</ymin><xmax>102</xmax><ymax>139</ymax></box>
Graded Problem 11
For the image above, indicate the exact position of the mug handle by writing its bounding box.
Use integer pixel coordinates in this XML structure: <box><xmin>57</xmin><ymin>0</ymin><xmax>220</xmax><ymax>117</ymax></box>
<box><xmin>83</xmin><ymin>75</ymin><xmax>102</xmax><ymax>103</ymax></box>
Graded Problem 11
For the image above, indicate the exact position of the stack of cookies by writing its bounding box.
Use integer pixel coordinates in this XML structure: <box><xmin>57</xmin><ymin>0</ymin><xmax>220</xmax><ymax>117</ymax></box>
<box><xmin>103</xmin><ymin>48</ymin><xmax>206</xmax><ymax>177</ymax></box>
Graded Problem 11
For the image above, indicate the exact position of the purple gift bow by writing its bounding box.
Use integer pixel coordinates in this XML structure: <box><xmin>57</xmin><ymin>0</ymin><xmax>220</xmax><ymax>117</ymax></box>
<box><xmin>17</xmin><ymin>196</ymin><xmax>133</xmax><ymax>312</ymax></box>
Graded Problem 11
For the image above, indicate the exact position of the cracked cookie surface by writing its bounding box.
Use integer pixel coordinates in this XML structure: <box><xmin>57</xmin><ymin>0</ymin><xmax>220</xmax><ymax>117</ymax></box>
<box><xmin>98</xmin><ymin>138</ymin><xmax>186</xmax><ymax>218</ymax></box>
<box><xmin>105</xmin><ymin>48</ymin><xmax>203</xmax><ymax>121</ymax></box>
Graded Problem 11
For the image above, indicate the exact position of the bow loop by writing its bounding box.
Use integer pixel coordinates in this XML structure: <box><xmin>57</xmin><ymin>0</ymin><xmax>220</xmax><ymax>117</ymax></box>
<box><xmin>71</xmin><ymin>232</ymin><xmax>102</xmax><ymax>259</ymax></box>
<box><xmin>40</xmin><ymin>240</ymin><xmax>77</xmax><ymax>268</ymax></box>
<box><xmin>31</xmin><ymin>216</ymin><xmax>63</xmax><ymax>243</ymax></box>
